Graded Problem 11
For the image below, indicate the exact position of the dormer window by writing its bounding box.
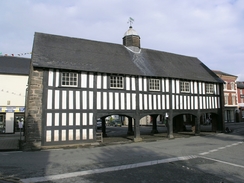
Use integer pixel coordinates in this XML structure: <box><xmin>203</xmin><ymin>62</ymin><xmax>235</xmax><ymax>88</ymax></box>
<box><xmin>110</xmin><ymin>76</ymin><xmax>124</xmax><ymax>89</ymax></box>
<box><xmin>149</xmin><ymin>79</ymin><xmax>160</xmax><ymax>91</ymax></box>
<box><xmin>206</xmin><ymin>83</ymin><xmax>214</xmax><ymax>94</ymax></box>
<box><xmin>61</xmin><ymin>72</ymin><xmax>78</xmax><ymax>87</ymax></box>
<box><xmin>180</xmin><ymin>81</ymin><xmax>190</xmax><ymax>93</ymax></box>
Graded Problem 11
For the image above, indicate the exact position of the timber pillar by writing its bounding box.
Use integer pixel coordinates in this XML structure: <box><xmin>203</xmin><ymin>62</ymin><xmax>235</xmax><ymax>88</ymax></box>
<box><xmin>151</xmin><ymin>115</ymin><xmax>159</xmax><ymax>134</ymax></box>
<box><xmin>127</xmin><ymin>117</ymin><xmax>134</xmax><ymax>135</ymax></box>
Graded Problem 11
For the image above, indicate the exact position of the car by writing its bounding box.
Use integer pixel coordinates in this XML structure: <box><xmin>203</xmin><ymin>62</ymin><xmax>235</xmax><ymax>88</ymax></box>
<box><xmin>97</xmin><ymin>119</ymin><xmax>102</xmax><ymax>129</ymax></box>
<box><xmin>108</xmin><ymin>120</ymin><xmax>122</xmax><ymax>127</ymax></box>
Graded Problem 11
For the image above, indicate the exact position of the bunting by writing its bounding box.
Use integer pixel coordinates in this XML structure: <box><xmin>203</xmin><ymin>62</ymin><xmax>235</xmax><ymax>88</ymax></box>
<box><xmin>0</xmin><ymin>52</ymin><xmax>31</xmax><ymax>57</ymax></box>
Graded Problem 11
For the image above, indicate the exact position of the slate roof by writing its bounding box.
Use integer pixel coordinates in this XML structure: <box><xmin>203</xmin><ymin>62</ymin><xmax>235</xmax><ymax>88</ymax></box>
<box><xmin>32</xmin><ymin>32</ymin><xmax>223</xmax><ymax>83</ymax></box>
<box><xmin>0</xmin><ymin>56</ymin><xmax>31</xmax><ymax>75</ymax></box>
<box><xmin>212</xmin><ymin>70</ymin><xmax>238</xmax><ymax>78</ymax></box>
<box><xmin>236</xmin><ymin>82</ymin><xmax>244</xmax><ymax>89</ymax></box>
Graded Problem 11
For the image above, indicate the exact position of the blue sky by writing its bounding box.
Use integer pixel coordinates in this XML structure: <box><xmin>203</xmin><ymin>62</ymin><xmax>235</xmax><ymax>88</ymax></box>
<box><xmin>1</xmin><ymin>0</ymin><xmax>243</xmax><ymax>80</ymax></box>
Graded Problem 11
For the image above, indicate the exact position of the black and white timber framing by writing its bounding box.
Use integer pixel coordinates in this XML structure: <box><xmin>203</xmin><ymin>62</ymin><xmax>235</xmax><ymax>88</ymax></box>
<box><xmin>25</xmin><ymin>27</ymin><xmax>225</xmax><ymax>149</ymax></box>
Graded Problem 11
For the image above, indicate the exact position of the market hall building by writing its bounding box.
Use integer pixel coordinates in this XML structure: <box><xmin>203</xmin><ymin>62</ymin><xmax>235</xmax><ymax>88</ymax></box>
<box><xmin>24</xmin><ymin>26</ymin><xmax>225</xmax><ymax>149</ymax></box>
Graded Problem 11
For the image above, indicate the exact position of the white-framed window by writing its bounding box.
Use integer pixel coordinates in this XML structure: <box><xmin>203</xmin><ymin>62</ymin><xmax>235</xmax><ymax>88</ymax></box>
<box><xmin>61</xmin><ymin>72</ymin><xmax>78</xmax><ymax>87</ymax></box>
<box><xmin>149</xmin><ymin>79</ymin><xmax>160</xmax><ymax>91</ymax></box>
<box><xmin>231</xmin><ymin>94</ymin><xmax>236</xmax><ymax>105</ymax></box>
<box><xmin>180</xmin><ymin>81</ymin><xmax>190</xmax><ymax>93</ymax></box>
<box><xmin>206</xmin><ymin>83</ymin><xmax>214</xmax><ymax>94</ymax></box>
<box><xmin>231</xmin><ymin>82</ymin><xmax>235</xmax><ymax>90</ymax></box>
<box><xmin>240</xmin><ymin>90</ymin><xmax>243</xmax><ymax>94</ymax></box>
<box><xmin>110</xmin><ymin>76</ymin><xmax>124</xmax><ymax>89</ymax></box>
<box><xmin>224</xmin><ymin>82</ymin><xmax>227</xmax><ymax>90</ymax></box>
<box><xmin>224</xmin><ymin>94</ymin><xmax>229</xmax><ymax>105</ymax></box>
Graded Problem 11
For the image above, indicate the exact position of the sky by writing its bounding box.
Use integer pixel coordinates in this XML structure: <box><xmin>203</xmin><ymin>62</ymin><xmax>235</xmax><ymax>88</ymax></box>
<box><xmin>1</xmin><ymin>0</ymin><xmax>244</xmax><ymax>80</ymax></box>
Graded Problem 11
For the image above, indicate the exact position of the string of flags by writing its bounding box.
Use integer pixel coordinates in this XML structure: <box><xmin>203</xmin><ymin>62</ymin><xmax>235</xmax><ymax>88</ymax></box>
<box><xmin>0</xmin><ymin>52</ymin><xmax>31</xmax><ymax>57</ymax></box>
<box><xmin>0</xmin><ymin>89</ymin><xmax>25</xmax><ymax>97</ymax></box>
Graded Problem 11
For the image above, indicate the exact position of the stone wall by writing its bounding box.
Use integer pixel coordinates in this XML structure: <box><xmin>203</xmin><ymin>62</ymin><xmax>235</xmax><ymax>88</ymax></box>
<box><xmin>24</xmin><ymin>67</ymin><xmax>44</xmax><ymax>150</ymax></box>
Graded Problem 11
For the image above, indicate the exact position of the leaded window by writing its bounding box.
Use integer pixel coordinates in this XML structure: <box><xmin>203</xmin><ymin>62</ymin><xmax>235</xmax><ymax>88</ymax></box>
<box><xmin>110</xmin><ymin>76</ymin><xmax>124</xmax><ymax>89</ymax></box>
<box><xmin>61</xmin><ymin>72</ymin><xmax>78</xmax><ymax>87</ymax></box>
<box><xmin>180</xmin><ymin>81</ymin><xmax>190</xmax><ymax>93</ymax></box>
<box><xmin>149</xmin><ymin>79</ymin><xmax>160</xmax><ymax>91</ymax></box>
<box><xmin>206</xmin><ymin>83</ymin><xmax>214</xmax><ymax>94</ymax></box>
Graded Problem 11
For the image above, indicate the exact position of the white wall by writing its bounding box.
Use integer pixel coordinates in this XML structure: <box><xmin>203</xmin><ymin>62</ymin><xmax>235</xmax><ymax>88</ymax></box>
<box><xmin>0</xmin><ymin>75</ymin><xmax>28</xmax><ymax>106</ymax></box>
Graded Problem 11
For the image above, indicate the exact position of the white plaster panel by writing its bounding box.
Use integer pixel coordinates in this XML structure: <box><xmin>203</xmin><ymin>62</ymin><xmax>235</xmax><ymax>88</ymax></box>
<box><xmin>126</xmin><ymin>77</ymin><xmax>130</xmax><ymax>90</ymax></box>
<box><xmin>176</xmin><ymin>80</ymin><xmax>180</xmax><ymax>93</ymax></box>
<box><xmin>89</xmin><ymin>113</ymin><xmax>93</xmax><ymax>125</ymax></box>
<box><xmin>76</xmin><ymin>91</ymin><xmax>80</xmax><ymax>109</ymax></box>
<box><xmin>54</xmin><ymin>130</ymin><xmax>59</xmax><ymax>141</ymax></box>
<box><xmin>81</xmin><ymin>73</ymin><xmax>87</xmax><ymax>88</ymax></box>
<box><xmin>89</xmin><ymin>74</ymin><xmax>94</xmax><ymax>88</ymax></box>
<box><xmin>76</xmin><ymin>129</ymin><xmax>80</xmax><ymax>140</ymax></box>
<box><xmin>126</xmin><ymin>93</ymin><xmax>131</xmax><ymax>110</ymax></box>
<box><xmin>144</xmin><ymin>94</ymin><xmax>148</xmax><ymax>110</ymax></box>
<box><xmin>69</xmin><ymin>91</ymin><xmax>73</xmax><ymax>109</ymax></box>
<box><xmin>76</xmin><ymin>113</ymin><xmax>80</xmax><ymax>125</ymax></box>
<box><xmin>55</xmin><ymin>70</ymin><xmax>59</xmax><ymax>87</ymax></box>
<box><xmin>109</xmin><ymin>92</ymin><xmax>113</xmax><ymax>110</ymax></box>
<box><xmin>82</xmin><ymin>91</ymin><xmax>87</xmax><ymax>109</ymax></box>
<box><xmin>69</xmin><ymin>130</ymin><xmax>73</xmax><ymax>140</ymax></box>
<box><xmin>89</xmin><ymin>91</ymin><xmax>93</xmax><ymax>109</ymax></box>
<box><xmin>62</xmin><ymin>91</ymin><xmax>67</xmax><ymax>109</ymax></box>
<box><xmin>172</xmin><ymin>79</ymin><xmax>175</xmax><ymax>93</ymax></box>
<box><xmin>69</xmin><ymin>113</ymin><xmax>73</xmax><ymax>126</ymax></box>
<box><xmin>97</xmin><ymin>74</ymin><xmax>102</xmax><ymax>89</ymax></box>
<box><xmin>162</xmin><ymin>95</ymin><xmax>165</xmax><ymax>109</ymax></box>
<box><xmin>139</xmin><ymin>94</ymin><xmax>143</xmax><ymax>110</ymax></box>
<box><xmin>139</xmin><ymin>77</ymin><xmax>142</xmax><ymax>91</ymax></box>
<box><xmin>103</xmin><ymin>92</ymin><xmax>107</xmax><ymax>109</ymax></box>
<box><xmin>82</xmin><ymin>129</ymin><xmax>87</xmax><ymax>140</ymax></box>
<box><xmin>55</xmin><ymin>113</ymin><xmax>59</xmax><ymax>126</ymax></box>
<box><xmin>158</xmin><ymin>95</ymin><xmax>161</xmax><ymax>110</ymax></box>
<box><xmin>47</xmin><ymin>90</ymin><xmax>52</xmax><ymax>109</ymax></box>
<box><xmin>203</xmin><ymin>96</ymin><xmax>206</xmax><ymax>109</ymax></box>
<box><xmin>143</xmin><ymin>78</ymin><xmax>147</xmax><ymax>92</ymax></box>
<box><xmin>131</xmin><ymin>77</ymin><xmax>136</xmax><ymax>91</ymax></box>
<box><xmin>46</xmin><ymin>130</ymin><xmax>51</xmax><ymax>142</ymax></box>
<box><xmin>103</xmin><ymin>75</ymin><xmax>107</xmax><ymax>89</ymax></box>
<box><xmin>115</xmin><ymin>93</ymin><xmax>119</xmax><ymax>110</ymax></box>
<box><xmin>176</xmin><ymin>95</ymin><xmax>179</xmax><ymax>109</ymax></box>
<box><xmin>62</xmin><ymin>113</ymin><xmax>66</xmax><ymax>126</ymax></box>
<box><xmin>153</xmin><ymin>95</ymin><xmax>157</xmax><ymax>110</ymax></box>
<box><xmin>166</xmin><ymin>95</ymin><xmax>169</xmax><ymax>109</ymax></box>
<box><xmin>121</xmin><ymin>93</ymin><xmax>125</xmax><ymax>110</ymax></box>
<box><xmin>55</xmin><ymin>90</ymin><xmax>59</xmax><ymax>109</ymax></box>
<box><xmin>191</xmin><ymin>96</ymin><xmax>194</xmax><ymax>109</ymax></box>
<box><xmin>148</xmin><ymin>94</ymin><xmax>152</xmax><ymax>110</ymax></box>
<box><xmin>46</xmin><ymin>113</ymin><xmax>52</xmax><ymax>126</ymax></box>
<box><xmin>132</xmin><ymin>93</ymin><xmax>136</xmax><ymax>110</ymax></box>
<box><xmin>48</xmin><ymin>70</ymin><xmax>53</xmax><ymax>86</ymax></box>
<box><xmin>165</xmin><ymin>79</ymin><xmax>169</xmax><ymax>92</ymax></box>
<box><xmin>184</xmin><ymin>96</ymin><xmax>187</xmax><ymax>109</ymax></box>
<box><xmin>62</xmin><ymin>130</ymin><xmax>66</xmax><ymax>141</ymax></box>
<box><xmin>89</xmin><ymin>129</ymin><xmax>93</xmax><ymax>139</ymax></box>
<box><xmin>188</xmin><ymin>96</ymin><xmax>190</xmax><ymax>110</ymax></box>
<box><xmin>199</xmin><ymin>96</ymin><xmax>202</xmax><ymax>109</ymax></box>
<box><xmin>198</xmin><ymin>82</ymin><xmax>202</xmax><ymax>94</ymax></box>
<box><xmin>202</xmin><ymin>83</ymin><xmax>205</xmax><ymax>94</ymax></box>
<box><xmin>195</xmin><ymin>96</ymin><xmax>198</xmax><ymax>109</ymax></box>
<box><xmin>97</xmin><ymin>92</ymin><xmax>101</xmax><ymax>110</ymax></box>
<box><xmin>83</xmin><ymin>113</ymin><xmax>87</xmax><ymax>125</ymax></box>
<box><xmin>172</xmin><ymin>95</ymin><xmax>175</xmax><ymax>109</ymax></box>
<box><xmin>180</xmin><ymin>96</ymin><xmax>183</xmax><ymax>109</ymax></box>
<box><xmin>162</xmin><ymin>79</ymin><xmax>165</xmax><ymax>92</ymax></box>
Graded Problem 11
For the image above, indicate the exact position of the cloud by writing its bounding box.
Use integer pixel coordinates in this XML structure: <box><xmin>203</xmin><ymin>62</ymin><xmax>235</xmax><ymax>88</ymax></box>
<box><xmin>0</xmin><ymin>0</ymin><xmax>243</xmax><ymax>80</ymax></box>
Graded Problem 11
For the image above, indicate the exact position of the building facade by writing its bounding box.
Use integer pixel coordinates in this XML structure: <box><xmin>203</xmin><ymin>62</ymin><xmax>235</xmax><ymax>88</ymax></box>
<box><xmin>25</xmin><ymin>27</ymin><xmax>225</xmax><ymax>149</ymax></box>
<box><xmin>213</xmin><ymin>71</ymin><xmax>238</xmax><ymax>122</ymax></box>
<box><xmin>0</xmin><ymin>56</ymin><xmax>30</xmax><ymax>133</ymax></box>
<box><xmin>236</xmin><ymin>81</ymin><xmax>244</xmax><ymax>122</ymax></box>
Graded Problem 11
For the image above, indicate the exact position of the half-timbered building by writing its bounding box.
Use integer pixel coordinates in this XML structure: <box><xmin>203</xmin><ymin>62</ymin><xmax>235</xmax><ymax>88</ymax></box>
<box><xmin>25</xmin><ymin>26</ymin><xmax>225</xmax><ymax>149</ymax></box>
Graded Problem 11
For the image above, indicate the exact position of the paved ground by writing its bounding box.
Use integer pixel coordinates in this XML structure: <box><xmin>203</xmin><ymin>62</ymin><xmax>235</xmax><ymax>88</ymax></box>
<box><xmin>0</xmin><ymin>123</ymin><xmax>240</xmax><ymax>151</ymax></box>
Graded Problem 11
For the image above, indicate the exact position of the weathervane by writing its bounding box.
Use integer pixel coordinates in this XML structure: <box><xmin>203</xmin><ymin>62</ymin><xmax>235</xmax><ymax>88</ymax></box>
<box><xmin>127</xmin><ymin>17</ymin><xmax>134</xmax><ymax>27</ymax></box>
